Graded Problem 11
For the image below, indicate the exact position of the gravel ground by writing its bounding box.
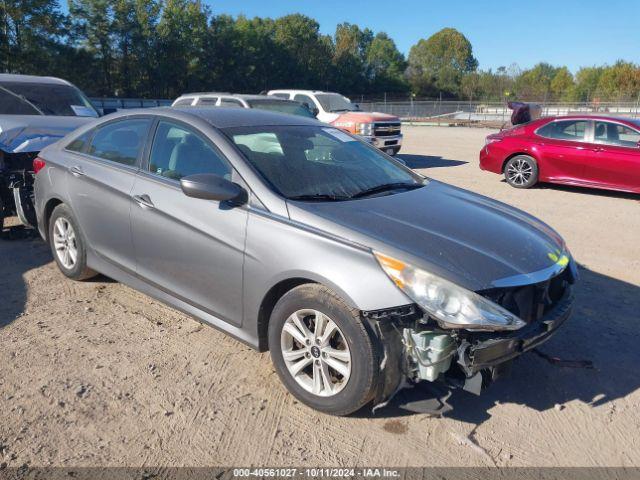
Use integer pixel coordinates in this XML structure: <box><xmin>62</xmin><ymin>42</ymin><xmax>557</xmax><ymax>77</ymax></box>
<box><xmin>1</xmin><ymin>126</ymin><xmax>639</xmax><ymax>468</ymax></box>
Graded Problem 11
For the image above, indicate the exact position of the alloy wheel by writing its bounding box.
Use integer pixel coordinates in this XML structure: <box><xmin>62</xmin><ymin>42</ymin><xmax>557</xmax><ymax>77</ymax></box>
<box><xmin>507</xmin><ymin>157</ymin><xmax>533</xmax><ymax>186</ymax></box>
<box><xmin>53</xmin><ymin>217</ymin><xmax>78</xmax><ymax>270</ymax></box>
<box><xmin>280</xmin><ymin>309</ymin><xmax>352</xmax><ymax>397</ymax></box>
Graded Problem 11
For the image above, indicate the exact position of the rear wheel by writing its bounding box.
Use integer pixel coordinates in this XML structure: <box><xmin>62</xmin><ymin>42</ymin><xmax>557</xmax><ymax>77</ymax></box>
<box><xmin>505</xmin><ymin>155</ymin><xmax>538</xmax><ymax>188</ymax></box>
<box><xmin>268</xmin><ymin>284</ymin><xmax>379</xmax><ymax>416</ymax></box>
<box><xmin>49</xmin><ymin>204</ymin><xmax>97</xmax><ymax>280</ymax></box>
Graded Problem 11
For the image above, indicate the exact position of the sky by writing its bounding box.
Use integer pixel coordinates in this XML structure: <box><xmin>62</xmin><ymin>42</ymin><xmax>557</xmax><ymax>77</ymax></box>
<box><xmin>203</xmin><ymin>0</ymin><xmax>639</xmax><ymax>72</ymax></box>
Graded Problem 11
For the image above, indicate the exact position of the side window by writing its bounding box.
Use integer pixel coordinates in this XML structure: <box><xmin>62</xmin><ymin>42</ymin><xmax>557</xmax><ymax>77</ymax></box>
<box><xmin>270</xmin><ymin>93</ymin><xmax>290</xmax><ymax>99</ymax></box>
<box><xmin>66</xmin><ymin>130</ymin><xmax>93</xmax><ymax>153</ymax></box>
<box><xmin>148</xmin><ymin>121</ymin><xmax>232</xmax><ymax>181</ymax></box>
<box><xmin>173</xmin><ymin>98</ymin><xmax>193</xmax><ymax>106</ymax></box>
<box><xmin>293</xmin><ymin>94</ymin><xmax>315</xmax><ymax>109</ymax></box>
<box><xmin>197</xmin><ymin>97</ymin><xmax>218</xmax><ymax>106</ymax></box>
<box><xmin>594</xmin><ymin>122</ymin><xmax>640</xmax><ymax>148</ymax></box>
<box><xmin>88</xmin><ymin>119</ymin><xmax>150</xmax><ymax>166</ymax></box>
<box><xmin>537</xmin><ymin>120</ymin><xmax>588</xmax><ymax>142</ymax></box>
<box><xmin>219</xmin><ymin>98</ymin><xmax>243</xmax><ymax>108</ymax></box>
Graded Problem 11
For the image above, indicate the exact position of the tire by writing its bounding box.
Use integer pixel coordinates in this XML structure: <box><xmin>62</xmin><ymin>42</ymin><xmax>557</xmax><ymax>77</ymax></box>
<box><xmin>268</xmin><ymin>284</ymin><xmax>380</xmax><ymax>416</ymax></box>
<box><xmin>504</xmin><ymin>155</ymin><xmax>539</xmax><ymax>189</ymax></box>
<box><xmin>48</xmin><ymin>204</ymin><xmax>97</xmax><ymax>280</ymax></box>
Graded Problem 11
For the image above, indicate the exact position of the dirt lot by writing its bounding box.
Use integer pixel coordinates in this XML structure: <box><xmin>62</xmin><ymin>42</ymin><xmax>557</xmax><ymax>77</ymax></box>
<box><xmin>1</xmin><ymin>126</ymin><xmax>639</xmax><ymax>468</ymax></box>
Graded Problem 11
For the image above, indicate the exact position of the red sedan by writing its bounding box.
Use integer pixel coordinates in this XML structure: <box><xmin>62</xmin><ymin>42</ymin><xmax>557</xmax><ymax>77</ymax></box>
<box><xmin>479</xmin><ymin>115</ymin><xmax>640</xmax><ymax>193</ymax></box>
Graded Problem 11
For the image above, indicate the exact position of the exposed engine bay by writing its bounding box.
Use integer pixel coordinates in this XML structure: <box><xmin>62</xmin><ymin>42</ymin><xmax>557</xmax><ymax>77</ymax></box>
<box><xmin>0</xmin><ymin>149</ymin><xmax>38</xmax><ymax>228</ymax></box>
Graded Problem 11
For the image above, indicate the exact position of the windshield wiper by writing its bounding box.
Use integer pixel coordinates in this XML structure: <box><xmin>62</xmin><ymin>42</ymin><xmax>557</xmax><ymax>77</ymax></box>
<box><xmin>329</xmin><ymin>108</ymin><xmax>352</xmax><ymax>112</ymax></box>
<box><xmin>350</xmin><ymin>182</ymin><xmax>423</xmax><ymax>199</ymax></box>
<box><xmin>288</xmin><ymin>193</ymin><xmax>350</xmax><ymax>202</ymax></box>
<box><xmin>0</xmin><ymin>85</ymin><xmax>45</xmax><ymax>115</ymax></box>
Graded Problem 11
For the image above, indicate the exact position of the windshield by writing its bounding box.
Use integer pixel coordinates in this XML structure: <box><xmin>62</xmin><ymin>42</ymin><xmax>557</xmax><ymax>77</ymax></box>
<box><xmin>225</xmin><ymin>125</ymin><xmax>421</xmax><ymax>200</ymax></box>
<box><xmin>315</xmin><ymin>94</ymin><xmax>359</xmax><ymax>113</ymax></box>
<box><xmin>0</xmin><ymin>82</ymin><xmax>99</xmax><ymax>117</ymax></box>
<box><xmin>247</xmin><ymin>99</ymin><xmax>315</xmax><ymax>118</ymax></box>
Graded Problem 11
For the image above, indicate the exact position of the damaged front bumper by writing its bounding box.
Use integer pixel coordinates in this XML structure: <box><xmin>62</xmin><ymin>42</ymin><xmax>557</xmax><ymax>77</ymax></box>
<box><xmin>455</xmin><ymin>287</ymin><xmax>573</xmax><ymax>394</ymax></box>
<box><xmin>366</xmin><ymin>285</ymin><xmax>574</xmax><ymax>406</ymax></box>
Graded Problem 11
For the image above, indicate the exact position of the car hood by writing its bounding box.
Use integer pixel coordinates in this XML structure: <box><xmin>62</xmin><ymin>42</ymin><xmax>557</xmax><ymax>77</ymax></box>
<box><xmin>0</xmin><ymin>115</ymin><xmax>92</xmax><ymax>153</ymax></box>
<box><xmin>332</xmin><ymin>111</ymin><xmax>400</xmax><ymax>123</ymax></box>
<box><xmin>287</xmin><ymin>180</ymin><xmax>567</xmax><ymax>291</ymax></box>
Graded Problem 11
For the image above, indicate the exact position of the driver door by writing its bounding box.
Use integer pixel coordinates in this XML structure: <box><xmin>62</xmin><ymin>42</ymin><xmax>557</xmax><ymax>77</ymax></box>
<box><xmin>130</xmin><ymin>119</ymin><xmax>247</xmax><ymax>326</ymax></box>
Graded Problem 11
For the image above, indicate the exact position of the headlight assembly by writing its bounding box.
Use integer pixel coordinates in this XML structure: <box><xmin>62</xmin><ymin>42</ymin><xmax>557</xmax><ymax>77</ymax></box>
<box><xmin>374</xmin><ymin>252</ymin><xmax>526</xmax><ymax>331</ymax></box>
<box><xmin>357</xmin><ymin>123</ymin><xmax>374</xmax><ymax>136</ymax></box>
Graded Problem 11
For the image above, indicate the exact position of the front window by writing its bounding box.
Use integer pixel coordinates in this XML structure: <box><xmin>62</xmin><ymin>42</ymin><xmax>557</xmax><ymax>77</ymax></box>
<box><xmin>0</xmin><ymin>81</ymin><xmax>99</xmax><ymax>117</ymax></box>
<box><xmin>594</xmin><ymin>122</ymin><xmax>640</xmax><ymax>148</ymax></box>
<box><xmin>537</xmin><ymin>120</ymin><xmax>588</xmax><ymax>141</ymax></box>
<box><xmin>247</xmin><ymin>99</ymin><xmax>315</xmax><ymax>118</ymax></box>
<box><xmin>148</xmin><ymin>121</ymin><xmax>231</xmax><ymax>181</ymax></box>
<box><xmin>314</xmin><ymin>94</ymin><xmax>359</xmax><ymax>113</ymax></box>
<box><xmin>225</xmin><ymin>125</ymin><xmax>421</xmax><ymax>200</ymax></box>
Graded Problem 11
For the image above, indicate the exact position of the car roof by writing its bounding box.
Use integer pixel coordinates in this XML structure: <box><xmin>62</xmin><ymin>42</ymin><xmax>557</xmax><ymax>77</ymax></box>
<box><xmin>544</xmin><ymin>114</ymin><xmax>639</xmax><ymax>124</ymax></box>
<box><xmin>105</xmin><ymin>106</ymin><xmax>322</xmax><ymax>128</ymax></box>
<box><xmin>269</xmin><ymin>89</ymin><xmax>338</xmax><ymax>95</ymax></box>
<box><xmin>0</xmin><ymin>73</ymin><xmax>73</xmax><ymax>86</ymax></box>
<box><xmin>176</xmin><ymin>93</ymin><xmax>297</xmax><ymax>102</ymax></box>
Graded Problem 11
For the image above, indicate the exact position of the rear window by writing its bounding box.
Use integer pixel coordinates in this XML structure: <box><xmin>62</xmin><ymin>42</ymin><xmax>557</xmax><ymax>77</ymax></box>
<box><xmin>0</xmin><ymin>81</ymin><xmax>98</xmax><ymax>117</ymax></box>
<box><xmin>247</xmin><ymin>100</ymin><xmax>315</xmax><ymax>118</ymax></box>
<box><xmin>173</xmin><ymin>98</ymin><xmax>194</xmax><ymax>106</ymax></box>
<box><xmin>537</xmin><ymin>120</ymin><xmax>588</xmax><ymax>141</ymax></box>
<box><xmin>87</xmin><ymin>119</ymin><xmax>151</xmax><ymax>166</ymax></box>
<box><xmin>66</xmin><ymin>131</ymin><xmax>93</xmax><ymax>153</ymax></box>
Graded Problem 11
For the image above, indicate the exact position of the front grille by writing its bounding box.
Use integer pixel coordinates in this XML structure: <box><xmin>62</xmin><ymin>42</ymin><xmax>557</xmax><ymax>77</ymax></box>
<box><xmin>481</xmin><ymin>268</ymin><xmax>571</xmax><ymax>323</ymax></box>
<box><xmin>373</xmin><ymin>122</ymin><xmax>401</xmax><ymax>137</ymax></box>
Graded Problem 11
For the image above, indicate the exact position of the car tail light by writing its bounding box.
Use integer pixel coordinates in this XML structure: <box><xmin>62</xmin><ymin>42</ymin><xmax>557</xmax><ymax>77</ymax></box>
<box><xmin>485</xmin><ymin>136</ymin><xmax>502</xmax><ymax>146</ymax></box>
<box><xmin>33</xmin><ymin>157</ymin><xmax>46</xmax><ymax>174</ymax></box>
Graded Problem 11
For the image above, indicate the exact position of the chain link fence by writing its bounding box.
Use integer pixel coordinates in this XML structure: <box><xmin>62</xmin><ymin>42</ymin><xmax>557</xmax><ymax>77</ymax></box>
<box><xmin>91</xmin><ymin>97</ymin><xmax>640</xmax><ymax>127</ymax></box>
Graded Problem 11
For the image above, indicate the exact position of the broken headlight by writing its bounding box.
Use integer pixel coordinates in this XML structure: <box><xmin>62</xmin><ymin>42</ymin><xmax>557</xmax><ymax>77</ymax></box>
<box><xmin>374</xmin><ymin>252</ymin><xmax>526</xmax><ymax>331</ymax></box>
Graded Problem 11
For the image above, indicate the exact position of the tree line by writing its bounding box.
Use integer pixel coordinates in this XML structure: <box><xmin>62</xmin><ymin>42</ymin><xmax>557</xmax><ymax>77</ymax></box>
<box><xmin>2</xmin><ymin>0</ymin><xmax>639</xmax><ymax>102</ymax></box>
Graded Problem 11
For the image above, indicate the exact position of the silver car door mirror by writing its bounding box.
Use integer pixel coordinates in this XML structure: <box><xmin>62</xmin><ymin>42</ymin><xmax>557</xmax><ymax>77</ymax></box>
<box><xmin>180</xmin><ymin>173</ymin><xmax>247</xmax><ymax>205</ymax></box>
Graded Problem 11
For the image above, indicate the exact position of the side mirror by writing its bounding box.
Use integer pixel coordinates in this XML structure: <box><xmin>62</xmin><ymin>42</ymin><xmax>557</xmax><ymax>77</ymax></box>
<box><xmin>180</xmin><ymin>173</ymin><xmax>247</xmax><ymax>205</ymax></box>
<box><xmin>395</xmin><ymin>157</ymin><xmax>407</xmax><ymax>166</ymax></box>
<box><xmin>311</xmin><ymin>106</ymin><xmax>320</xmax><ymax>117</ymax></box>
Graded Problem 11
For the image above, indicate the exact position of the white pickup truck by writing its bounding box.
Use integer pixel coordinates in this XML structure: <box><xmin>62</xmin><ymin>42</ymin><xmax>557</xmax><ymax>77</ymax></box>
<box><xmin>267</xmin><ymin>89</ymin><xmax>402</xmax><ymax>155</ymax></box>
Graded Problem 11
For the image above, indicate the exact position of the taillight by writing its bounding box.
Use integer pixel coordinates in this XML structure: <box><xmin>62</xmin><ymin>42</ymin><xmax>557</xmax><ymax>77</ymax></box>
<box><xmin>33</xmin><ymin>157</ymin><xmax>46</xmax><ymax>174</ymax></box>
<box><xmin>485</xmin><ymin>136</ymin><xmax>502</xmax><ymax>146</ymax></box>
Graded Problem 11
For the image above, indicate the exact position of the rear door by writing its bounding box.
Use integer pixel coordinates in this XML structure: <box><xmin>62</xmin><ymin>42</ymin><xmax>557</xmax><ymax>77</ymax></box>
<box><xmin>588</xmin><ymin>120</ymin><xmax>640</xmax><ymax>190</ymax></box>
<box><xmin>130</xmin><ymin>119</ymin><xmax>247</xmax><ymax>325</ymax></box>
<box><xmin>534</xmin><ymin>119</ymin><xmax>594</xmax><ymax>182</ymax></box>
<box><xmin>66</xmin><ymin>117</ymin><xmax>151</xmax><ymax>269</ymax></box>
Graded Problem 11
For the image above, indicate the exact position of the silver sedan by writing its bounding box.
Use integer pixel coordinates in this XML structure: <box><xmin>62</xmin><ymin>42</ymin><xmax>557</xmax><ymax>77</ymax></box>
<box><xmin>34</xmin><ymin>107</ymin><xmax>576</xmax><ymax>415</ymax></box>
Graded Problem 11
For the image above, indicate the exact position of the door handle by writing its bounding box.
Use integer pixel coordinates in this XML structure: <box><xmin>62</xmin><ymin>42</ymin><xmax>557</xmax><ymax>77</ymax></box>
<box><xmin>69</xmin><ymin>165</ymin><xmax>85</xmax><ymax>177</ymax></box>
<box><xmin>132</xmin><ymin>194</ymin><xmax>155</xmax><ymax>209</ymax></box>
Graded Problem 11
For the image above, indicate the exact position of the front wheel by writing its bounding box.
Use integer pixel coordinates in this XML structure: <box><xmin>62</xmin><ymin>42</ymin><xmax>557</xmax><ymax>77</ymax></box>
<box><xmin>48</xmin><ymin>204</ymin><xmax>97</xmax><ymax>280</ymax></box>
<box><xmin>504</xmin><ymin>155</ymin><xmax>539</xmax><ymax>188</ymax></box>
<box><xmin>268</xmin><ymin>284</ymin><xmax>380</xmax><ymax>416</ymax></box>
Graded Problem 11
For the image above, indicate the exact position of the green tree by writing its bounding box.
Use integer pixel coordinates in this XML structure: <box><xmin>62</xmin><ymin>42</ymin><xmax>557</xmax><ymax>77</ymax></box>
<box><xmin>550</xmin><ymin>67</ymin><xmax>574</xmax><ymax>101</ymax></box>
<box><xmin>596</xmin><ymin>61</ymin><xmax>640</xmax><ymax>101</ymax></box>
<box><xmin>570</xmin><ymin>66</ymin><xmax>603</xmax><ymax>102</ymax></box>
<box><xmin>0</xmin><ymin>0</ymin><xmax>67</xmax><ymax>74</ymax></box>
<box><xmin>332</xmin><ymin>23</ymin><xmax>373</xmax><ymax>93</ymax></box>
<box><xmin>407</xmin><ymin>28</ymin><xmax>478</xmax><ymax>97</ymax></box>
<box><xmin>68</xmin><ymin>0</ymin><xmax>115</xmax><ymax>94</ymax></box>
<box><xmin>155</xmin><ymin>0</ymin><xmax>210</xmax><ymax>98</ymax></box>
<box><xmin>365</xmin><ymin>32</ymin><xmax>407</xmax><ymax>93</ymax></box>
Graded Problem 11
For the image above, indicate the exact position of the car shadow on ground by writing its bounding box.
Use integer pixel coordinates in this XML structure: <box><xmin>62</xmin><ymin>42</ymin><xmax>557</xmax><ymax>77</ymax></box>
<box><xmin>0</xmin><ymin>225</ymin><xmax>50</xmax><ymax>328</ymax></box>
<box><xmin>398</xmin><ymin>154</ymin><xmax>468</xmax><ymax>169</ymax></box>
<box><xmin>499</xmin><ymin>180</ymin><xmax>640</xmax><ymax>201</ymax></box>
<box><xmin>373</xmin><ymin>265</ymin><xmax>640</xmax><ymax>424</ymax></box>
